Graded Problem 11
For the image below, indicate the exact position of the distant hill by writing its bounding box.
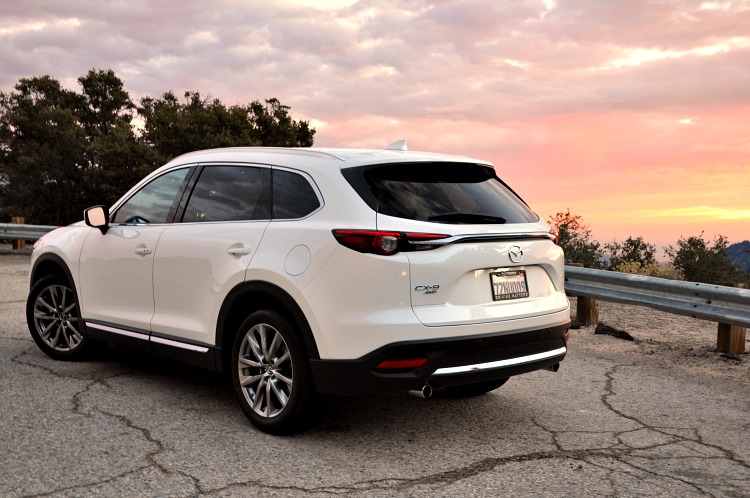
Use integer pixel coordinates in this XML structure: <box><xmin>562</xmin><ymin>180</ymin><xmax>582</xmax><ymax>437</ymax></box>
<box><xmin>727</xmin><ymin>240</ymin><xmax>750</xmax><ymax>271</ymax></box>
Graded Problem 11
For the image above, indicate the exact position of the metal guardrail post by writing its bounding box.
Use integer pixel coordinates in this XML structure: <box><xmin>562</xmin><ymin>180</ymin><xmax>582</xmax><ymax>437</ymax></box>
<box><xmin>11</xmin><ymin>217</ymin><xmax>25</xmax><ymax>251</ymax></box>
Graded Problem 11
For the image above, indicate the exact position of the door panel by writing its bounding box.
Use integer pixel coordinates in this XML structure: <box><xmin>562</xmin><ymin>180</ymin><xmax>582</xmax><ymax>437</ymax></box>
<box><xmin>150</xmin><ymin>164</ymin><xmax>271</xmax><ymax>345</ymax></box>
<box><xmin>78</xmin><ymin>225</ymin><xmax>166</xmax><ymax>330</ymax></box>
<box><xmin>150</xmin><ymin>221</ymin><xmax>269</xmax><ymax>344</ymax></box>
<box><xmin>78</xmin><ymin>167</ymin><xmax>191</xmax><ymax>331</ymax></box>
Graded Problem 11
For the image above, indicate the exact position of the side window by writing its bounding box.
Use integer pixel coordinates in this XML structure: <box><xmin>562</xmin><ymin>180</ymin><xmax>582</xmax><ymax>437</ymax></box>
<box><xmin>273</xmin><ymin>169</ymin><xmax>321</xmax><ymax>219</ymax></box>
<box><xmin>113</xmin><ymin>168</ymin><xmax>189</xmax><ymax>224</ymax></box>
<box><xmin>183</xmin><ymin>166</ymin><xmax>268</xmax><ymax>222</ymax></box>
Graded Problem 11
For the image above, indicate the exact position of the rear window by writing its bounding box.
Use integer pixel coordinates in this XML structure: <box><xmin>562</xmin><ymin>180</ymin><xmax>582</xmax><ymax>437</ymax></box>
<box><xmin>343</xmin><ymin>162</ymin><xmax>538</xmax><ymax>224</ymax></box>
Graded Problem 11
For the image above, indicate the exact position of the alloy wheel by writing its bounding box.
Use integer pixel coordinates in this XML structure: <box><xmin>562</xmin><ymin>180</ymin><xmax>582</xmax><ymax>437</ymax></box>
<box><xmin>236</xmin><ymin>323</ymin><xmax>294</xmax><ymax>418</ymax></box>
<box><xmin>32</xmin><ymin>283</ymin><xmax>83</xmax><ymax>352</ymax></box>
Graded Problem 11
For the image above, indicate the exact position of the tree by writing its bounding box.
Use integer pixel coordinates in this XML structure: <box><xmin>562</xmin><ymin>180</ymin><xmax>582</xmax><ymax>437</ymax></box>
<box><xmin>78</xmin><ymin>69</ymin><xmax>155</xmax><ymax>207</ymax></box>
<box><xmin>138</xmin><ymin>92</ymin><xmax>315</xmax><ymax>165</ymax></box>
<box><xmin>604</xmin><ymin>236</ymin><xmax>656</xmax><ymax>269</ymax></box>
<box><xmin>1</xmin><ymin>70</ymin><xmax>316</xmax><ymax>226</ymax></box>
<box><xmin>247</xmin><ymin>98</ymin><xmax>315</xmax><ymax>148</ymax></box>
<box><xmin>77</xmin><ymin>68</ymin><xmax>135</xmax><ymax>137</ymax></box>
<box><xmin>0</xmin><ymin>76</ymin><xmax>89</xmax><ymax>225</ymax></box>
<box><xmin>547</xmin><ymin>209</ymin><xmax>601</xmax><ymax>267</ymax></box>
<box><xmin>665</xmin><ymin>233</ymin><xmax>740</xmax><ymax>284</ymax></box>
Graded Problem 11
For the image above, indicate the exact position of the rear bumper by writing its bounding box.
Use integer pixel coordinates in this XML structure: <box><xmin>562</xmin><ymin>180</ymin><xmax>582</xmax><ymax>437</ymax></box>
<box><xmin>310</xmin><ymin>321</ymin><xmax>570</xmax><ymax>396</ymax></box>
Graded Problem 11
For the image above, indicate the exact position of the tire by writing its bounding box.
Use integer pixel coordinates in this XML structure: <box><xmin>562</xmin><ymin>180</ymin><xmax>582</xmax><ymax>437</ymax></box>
<box><xmin>26</xmin><ymin>275</ymin><xmax>102</xmax><ymax>360</ymax></box>
<box><xmin>434</xmin><ymin>378</ymin><xmax>510</xmax><ymax>398</ymax></box>
<box><xmin>231</xmin><ymin>310</ymin><xmax>317</xmax><ymax>434</ymax></box>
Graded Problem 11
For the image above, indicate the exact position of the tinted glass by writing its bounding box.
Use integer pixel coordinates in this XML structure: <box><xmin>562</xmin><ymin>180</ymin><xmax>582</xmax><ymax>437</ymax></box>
<box><xmin>113</xmin><ymin>168</ymin><xmax>189</xmax><ymax>224</ymax></box>
<box><xmin>183</xmin><ymin>166</ymin><xmax>267</xmax><ymax>222</ymax></box>
<box><xmin>273</xmin><ymin>169</ymin><xmax>320</xmax><ymax>219</ymax></box>
<box><xmin>351</xmin><ymin>163</ymin><xmax>538</xmax><ymax>224</ymax></box>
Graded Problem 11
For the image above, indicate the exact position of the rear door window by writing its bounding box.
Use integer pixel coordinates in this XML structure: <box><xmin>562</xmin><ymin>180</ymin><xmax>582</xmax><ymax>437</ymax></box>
<box><xmin>343</xmin><ymin>163</ymin><xmax>538</xmax><ymax>224</ymax></box>
<box><xmin>182</xmin><ymin>165</ymin><xmax>270</xmax><ymax>222</ymax></box>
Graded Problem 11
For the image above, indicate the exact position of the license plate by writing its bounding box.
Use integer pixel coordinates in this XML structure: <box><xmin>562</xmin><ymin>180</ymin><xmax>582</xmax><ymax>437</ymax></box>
<box><xmin>490</xmin><ymin>270</ymin><xmax>529</xmax><ymax>301</ymax></box>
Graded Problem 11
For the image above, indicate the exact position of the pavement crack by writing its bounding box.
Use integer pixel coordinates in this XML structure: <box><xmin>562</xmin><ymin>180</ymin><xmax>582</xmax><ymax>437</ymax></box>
<box><xmin>92</xmin><ymin>405</ymin><xmax>205</xmax><ymax>494</ymax></box>
<box><xmin>595</xmin><ymin>364</ymin><xmax>748</xmax><ymax>496</ymax></box>
<box><xmin>9</xmin><ymin>349</ymin><xmax>207</xmax><ymax>497</ymax></box>
<box><xmin>25</xmin><ymin>377</ymin><xmax>205</xmax><ymax>498</ymax></box>
<box><xmin>202</xmin><ymin>451</ymin><xmax>601</xmax><ymax>496</ymax></box>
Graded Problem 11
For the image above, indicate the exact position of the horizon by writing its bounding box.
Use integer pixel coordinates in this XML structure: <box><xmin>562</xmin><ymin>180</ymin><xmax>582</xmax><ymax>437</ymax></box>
<box><xmin>2</xmin><ymin>1</ymin><xmax>748</xmax><ymax>248</ymax></box>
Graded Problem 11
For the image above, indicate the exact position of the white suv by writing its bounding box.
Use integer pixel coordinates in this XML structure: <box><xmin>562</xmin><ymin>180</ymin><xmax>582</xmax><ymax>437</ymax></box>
<box><xmin>27</xmin><ymin>144</ymin><xmax>570</xmax><ymax>433</ymax></box>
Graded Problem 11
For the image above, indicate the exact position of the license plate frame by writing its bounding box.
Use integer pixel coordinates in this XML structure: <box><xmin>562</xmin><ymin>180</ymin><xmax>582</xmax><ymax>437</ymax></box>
<box><xmin>490</xmin><ymin>270</ymin><xmax>529</xmax><ymax>301</ymax></box>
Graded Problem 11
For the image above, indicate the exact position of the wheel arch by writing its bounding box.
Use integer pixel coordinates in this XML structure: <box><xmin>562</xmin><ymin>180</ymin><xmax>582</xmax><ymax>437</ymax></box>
<box><xmin>215</xmin><ymin>281</ymin><xmax>320</xmax><ymax>375</ymax></box>
<box><xmin>30</xmin><ymin>253</ymin><xmax>76</xmax><ymax>291</ymax></box>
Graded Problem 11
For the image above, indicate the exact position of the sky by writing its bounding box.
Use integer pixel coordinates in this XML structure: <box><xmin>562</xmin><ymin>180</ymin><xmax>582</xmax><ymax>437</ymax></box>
<box><xmin>1</xmin><ymin>0</ymin><xmax>749</xmax><ymax>252</ymax></box>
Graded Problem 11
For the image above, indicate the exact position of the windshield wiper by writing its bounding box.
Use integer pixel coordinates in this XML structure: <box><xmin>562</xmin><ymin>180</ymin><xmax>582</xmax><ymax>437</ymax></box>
<box><xmin>427</xmin><ymin>212</ymin><xmax>507</xmax><ymax>224</ymax></box>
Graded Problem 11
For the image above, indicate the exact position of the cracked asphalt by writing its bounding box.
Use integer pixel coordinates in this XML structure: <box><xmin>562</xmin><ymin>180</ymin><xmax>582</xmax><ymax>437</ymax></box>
<box><xmin>2</xmin><ymin>248</ymin><xmax>749</xmax><ymax>497</ymax></box>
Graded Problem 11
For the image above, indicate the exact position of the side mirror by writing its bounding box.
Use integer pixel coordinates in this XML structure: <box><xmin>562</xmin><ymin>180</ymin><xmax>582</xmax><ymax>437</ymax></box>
<box><xmin>84</xmin><ymin>205</ymin><xmax>110</xmax><ymax>234</ymax></box>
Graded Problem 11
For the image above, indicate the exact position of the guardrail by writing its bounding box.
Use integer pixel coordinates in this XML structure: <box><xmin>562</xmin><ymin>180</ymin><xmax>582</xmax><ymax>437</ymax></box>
<box><xmin>565</xmin><ymin>266</ymin><xmax>749</xmax><ymax>355</ymax></box>
<box><xmin>0</xmin><ymin>223</ymin><xmax>57</xmax><ymax>242</ymax></box>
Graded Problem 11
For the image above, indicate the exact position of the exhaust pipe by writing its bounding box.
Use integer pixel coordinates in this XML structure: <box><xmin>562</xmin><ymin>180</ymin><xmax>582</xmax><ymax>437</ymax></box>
<box><xmin>408</xmin><ymin>384</ymin><xmax>433</xmax><ymax>399</ymax></box>
<box><xmin>545</xmin><ymin>363</ymin><xmax>560</xmax><ymax>372</ymax></box>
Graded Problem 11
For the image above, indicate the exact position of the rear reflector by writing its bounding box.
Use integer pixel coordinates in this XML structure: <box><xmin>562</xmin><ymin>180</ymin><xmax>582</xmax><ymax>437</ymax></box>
<box><xmin>375</xmin><ymin>358</ymin><xmax>429</xmax><ymax>370</ymax></box>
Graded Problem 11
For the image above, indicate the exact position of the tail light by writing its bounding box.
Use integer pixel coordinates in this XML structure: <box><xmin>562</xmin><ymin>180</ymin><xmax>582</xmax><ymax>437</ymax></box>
<box><xmin>549</xmin><ymin>227</ymin><xmax>559</xmax><ymax>245</ymax></box>
<box><xmin>332</xmin><ymin>230</ymin><xmax>448</xmax><ymax>256</ymax></box>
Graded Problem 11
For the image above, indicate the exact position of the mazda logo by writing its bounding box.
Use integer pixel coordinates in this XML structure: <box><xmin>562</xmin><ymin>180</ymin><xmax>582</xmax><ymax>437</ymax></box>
<box><xmin>508</xmin><ymin>245</ymin><xmax>524</xmax><ymax>263</ymax></box>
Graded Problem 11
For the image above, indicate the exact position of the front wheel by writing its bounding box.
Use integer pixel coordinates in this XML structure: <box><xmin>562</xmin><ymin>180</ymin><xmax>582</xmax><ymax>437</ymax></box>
<box><xmin>26</xmin><ymin>275</ymin><xmax>101</xmax><ymax>360</ymax></box>
<box><xmin>231</xmin><ymin>310</ymin><xmax>317</xmax><ymax>434</ymax></box>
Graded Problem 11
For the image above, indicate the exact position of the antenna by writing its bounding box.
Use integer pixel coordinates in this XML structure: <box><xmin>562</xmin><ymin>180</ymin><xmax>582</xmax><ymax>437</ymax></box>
<box><xmin>384</xmin><ymin>139</ymin><xmax>407</xmax><ymax>151</ymax></box>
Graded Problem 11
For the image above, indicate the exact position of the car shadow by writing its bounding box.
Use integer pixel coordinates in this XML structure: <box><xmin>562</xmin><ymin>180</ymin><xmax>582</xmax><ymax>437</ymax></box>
<box><xmin>62</xmin><ymin>344</ymin><xmax>535</xmax><ymax>440</ymax></box>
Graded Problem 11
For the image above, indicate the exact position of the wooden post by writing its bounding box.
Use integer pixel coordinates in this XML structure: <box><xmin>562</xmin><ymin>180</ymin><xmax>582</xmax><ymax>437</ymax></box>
<box><xmin>566</xmin><ymin>263</ymin><xmax>599</xmax><ymax>326</ymax></box>
<box><xmin>11</xmin><ymin>217</ymin><xmax>25</xmax><ymax>250</ymax></box>
<box><xmin>716</xmin><ymin>282</ymin><xmax>747</xmax><ymax>355</ymax></box>
<box><xmin>577</xmin><ymin>296</ymin><xmax>599</xmax><ymax>326</ymax></box>
<box><xmin>717</xmin><ymin>323</ymin><xmax>746</xmax><ymax>355</ymax></box>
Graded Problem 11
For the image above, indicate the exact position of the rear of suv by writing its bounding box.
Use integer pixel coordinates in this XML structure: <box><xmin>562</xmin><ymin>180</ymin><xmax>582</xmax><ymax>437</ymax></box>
<box><xmin>27</xmin><ymin>144</ymin><xmax>570</xmax><ymax>433</ymax></box>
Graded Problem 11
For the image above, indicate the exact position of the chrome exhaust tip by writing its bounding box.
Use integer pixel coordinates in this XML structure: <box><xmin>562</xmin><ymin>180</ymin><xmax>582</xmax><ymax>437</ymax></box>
<box><xmin>408</xmin><ymin>384</ymin><xmax>433</xmax><ymax>399</ymax></box>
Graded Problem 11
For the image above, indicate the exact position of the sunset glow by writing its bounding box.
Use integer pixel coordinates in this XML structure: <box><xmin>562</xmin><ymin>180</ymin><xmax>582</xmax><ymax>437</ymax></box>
<box><xmin>0</xmin><ymin>0</ymin><xmax>747</xmax><ymax>250</ymax></box>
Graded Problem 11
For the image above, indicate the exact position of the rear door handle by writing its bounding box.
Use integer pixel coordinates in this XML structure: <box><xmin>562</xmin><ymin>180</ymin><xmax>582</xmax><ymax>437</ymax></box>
<box><xmin>227</xmin><ymin>246</ymin><xmax>252</xmax><ymax>256</ymax></box>
<box><xmin>134</xmin><ymin>246</ymin><xmax>152</xmax><ymax>256</ymax></box>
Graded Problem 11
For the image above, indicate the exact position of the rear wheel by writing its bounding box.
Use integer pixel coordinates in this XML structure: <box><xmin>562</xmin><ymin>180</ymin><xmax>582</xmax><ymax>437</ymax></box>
<box><xmin>434</xmin><ymin>378</ymin><xmax>509</xmax><ymax>398</ymax></box>
<box><xmin>27</xmin><ymin>275</ymin><xmax>101</xmax><ymax>360</ymax></box>
<box><xmin>231</xmin><ymin>310</ymin><xmax>317</xmax><ymax>434</ymax></box>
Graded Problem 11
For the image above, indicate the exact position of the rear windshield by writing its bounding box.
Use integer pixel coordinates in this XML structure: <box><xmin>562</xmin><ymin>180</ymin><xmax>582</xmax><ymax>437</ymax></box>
<box><xmin>342</xmin><ymin>162</ymin><xmax>538</xmax><ymax>224</ymax></box>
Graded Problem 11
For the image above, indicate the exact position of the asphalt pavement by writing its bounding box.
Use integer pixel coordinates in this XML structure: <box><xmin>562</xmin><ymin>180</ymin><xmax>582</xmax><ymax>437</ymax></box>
<box><xmin>1</xmin><ymin>246</ymin><xmax>749</xmax><ymax>497</ymax></box>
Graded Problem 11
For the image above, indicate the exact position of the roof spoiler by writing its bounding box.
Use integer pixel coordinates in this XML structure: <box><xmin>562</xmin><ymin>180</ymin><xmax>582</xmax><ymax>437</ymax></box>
<box><xmin>384</xmin><ymin>139</ymin><xmax>407</xmax><ymax>151</ymax></box>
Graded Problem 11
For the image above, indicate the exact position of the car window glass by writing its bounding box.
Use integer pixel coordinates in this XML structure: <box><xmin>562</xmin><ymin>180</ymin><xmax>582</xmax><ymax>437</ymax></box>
<box><xmin>273</xmin><ymin>169</ymin><xmax>320</xmax><ymax>219</ymax></box>
<box><xmin>113</xmin><ymin>168</ymin><xmax>189</xmax><ymax>224</ymax></box>
<box><xmin>351</xmin><ymin>163</ymin><xmax>538</xmax><ymax>224</ymax></box>
<box><xmin>183</xmin><ymin>166</ymin><xmax>266</xmax><ymax>222</ymax></box>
